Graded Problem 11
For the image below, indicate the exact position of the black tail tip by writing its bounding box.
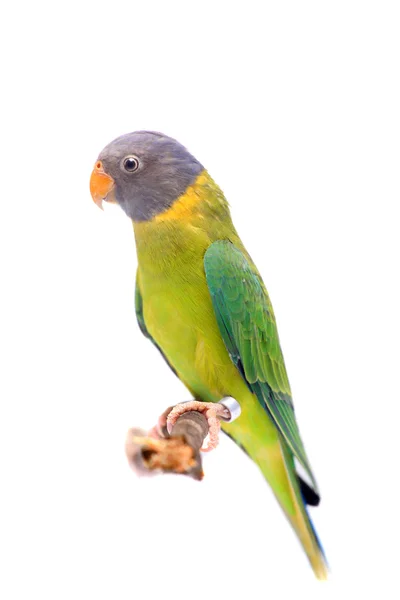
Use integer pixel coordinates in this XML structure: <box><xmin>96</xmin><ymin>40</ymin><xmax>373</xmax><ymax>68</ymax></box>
<box><xmin>299</xmin><ymin>477</ymin><xmax>320</xmax><ymax>506</ymax></box>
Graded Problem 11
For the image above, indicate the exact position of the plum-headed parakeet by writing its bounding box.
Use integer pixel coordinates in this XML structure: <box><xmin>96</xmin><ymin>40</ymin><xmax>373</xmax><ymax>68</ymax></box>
<box><xmin>90</xmin><ymin>131</ymin><xmax>327</xmax><ymax>579</ymax></box>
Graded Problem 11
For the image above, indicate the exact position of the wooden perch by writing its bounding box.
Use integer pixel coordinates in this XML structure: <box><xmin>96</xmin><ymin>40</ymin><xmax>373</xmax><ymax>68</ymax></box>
<box><xmin>125</xmin><ymin>409</ymin><xmax>209</xmax><ymax>480</ymax></box>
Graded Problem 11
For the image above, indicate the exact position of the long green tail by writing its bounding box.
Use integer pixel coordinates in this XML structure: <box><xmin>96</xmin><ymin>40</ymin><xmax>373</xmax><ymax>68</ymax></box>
<box><xmin>224</xmin><ymin>412</ymin><xmax>328</xmax><ymax>579</ymax></box>
<box><xmin>272</xmin><ymin>438</ymin><xmax>327</xmax><ymax>579</ymax></box>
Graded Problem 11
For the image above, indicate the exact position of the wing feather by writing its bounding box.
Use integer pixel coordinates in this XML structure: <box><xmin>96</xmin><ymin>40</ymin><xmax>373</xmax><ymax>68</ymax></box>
<box><xmin>204</xmin><ymin>240</ymin><xmax>319</xmax><ymax>496</ymax></box>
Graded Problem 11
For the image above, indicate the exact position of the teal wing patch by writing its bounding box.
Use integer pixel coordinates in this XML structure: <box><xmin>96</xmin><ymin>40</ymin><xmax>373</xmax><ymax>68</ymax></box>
<box><xmin>135</xmin><ymin>278</ymin><xmax>150</xmax><ymax>339</ymax></box>
<box><xmin>204</xmin><ymin>240</ymin><xmax>319</xmax><ymax>495</ymax></box>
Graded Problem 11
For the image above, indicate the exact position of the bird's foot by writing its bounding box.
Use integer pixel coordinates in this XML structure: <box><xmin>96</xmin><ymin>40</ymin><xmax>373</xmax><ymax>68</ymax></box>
<box><xmin>166</xmin><ymin>401</ymin><xmax>230</xmax><ymax>452</ymax></box>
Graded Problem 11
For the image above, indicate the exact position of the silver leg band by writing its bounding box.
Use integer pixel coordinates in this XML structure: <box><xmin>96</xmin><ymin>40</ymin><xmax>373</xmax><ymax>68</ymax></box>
<box><xmin>217</xmin><ymin>396</ymin><xmax>242</xmax><ymax>423</ymax></box>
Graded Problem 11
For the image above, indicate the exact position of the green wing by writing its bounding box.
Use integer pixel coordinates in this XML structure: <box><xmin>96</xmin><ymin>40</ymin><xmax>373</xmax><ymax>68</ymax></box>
<box><xmin>204</xmin><ymin>240</ymin><xmax>319</xmax><ymax>496</ymax></box>
<box><xmin>135</xmin><ymin>274</ymin><xmax>177</xmax><ymax>376</ymax></box>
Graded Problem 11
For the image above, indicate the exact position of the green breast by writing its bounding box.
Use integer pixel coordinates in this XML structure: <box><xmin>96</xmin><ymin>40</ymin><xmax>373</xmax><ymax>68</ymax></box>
<box><xmin>132</xmin><ymin>171</ymin><xmax>244</xmax><ymax>400</ymax></box>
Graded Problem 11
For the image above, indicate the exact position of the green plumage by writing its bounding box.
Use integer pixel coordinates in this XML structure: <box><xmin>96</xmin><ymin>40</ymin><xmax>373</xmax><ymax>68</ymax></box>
<box><xmin>132</xmin><ymin>170</ymin><xmax>327</xmax><ymax>578</ymax></box>
<box><xmin>93</xmin><ymin>129</ymin><xmax>327</xmax><ymax>578</ymax></box>
<box><xmin>204</xmin><ymin>240</ymin><xmax>318</xmax><ymax>494</ymax></box>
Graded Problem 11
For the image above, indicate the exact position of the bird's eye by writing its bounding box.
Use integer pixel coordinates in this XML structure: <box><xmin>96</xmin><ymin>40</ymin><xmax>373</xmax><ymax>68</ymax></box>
<box><xmin>122</xmin><ymin>156</ymin><xmax>140</xmax><ymax>173</ymax></box>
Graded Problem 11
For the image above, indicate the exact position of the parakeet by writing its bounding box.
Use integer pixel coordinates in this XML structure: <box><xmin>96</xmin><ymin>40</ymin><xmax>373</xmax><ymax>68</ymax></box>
<box><xmin>90</xmin><ymin>131</ymin><xmax>327</xmax><ymax>579</ymax></box>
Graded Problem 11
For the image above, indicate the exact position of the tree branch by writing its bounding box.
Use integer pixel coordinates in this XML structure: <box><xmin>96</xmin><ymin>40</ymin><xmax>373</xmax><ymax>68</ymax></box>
<box><xmin>125</xmin><ymin>409</ymin><xmax>209</xmax><ymax>480</ymax></box>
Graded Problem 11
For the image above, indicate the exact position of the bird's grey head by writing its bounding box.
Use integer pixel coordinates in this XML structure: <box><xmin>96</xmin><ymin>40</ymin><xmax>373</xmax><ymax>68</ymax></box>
<box><xmin>90</xmin><ymin>131</ymin><xmax>203</xmax><ymax>221</ymax></box>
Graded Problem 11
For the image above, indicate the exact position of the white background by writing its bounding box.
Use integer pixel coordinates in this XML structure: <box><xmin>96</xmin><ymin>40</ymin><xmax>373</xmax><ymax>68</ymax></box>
<box><xmin>1</xmin><ymin>1</ymin><xmax>399</xmax><ymax>599</ymax></box>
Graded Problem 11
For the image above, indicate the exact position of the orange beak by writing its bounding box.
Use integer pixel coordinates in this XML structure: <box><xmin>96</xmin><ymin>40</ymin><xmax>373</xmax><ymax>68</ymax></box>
<box><xmin>90</xmin><ymin>160</ymin><xmax>115</xmax><ymax>210</ymax></box>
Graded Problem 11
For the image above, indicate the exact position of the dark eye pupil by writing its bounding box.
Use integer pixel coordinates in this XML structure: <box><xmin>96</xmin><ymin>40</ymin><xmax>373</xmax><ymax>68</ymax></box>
<box><xmin>124</xmin><ymin>157</ymin><xmax>138</xmax><ymax>172</ymax></box>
